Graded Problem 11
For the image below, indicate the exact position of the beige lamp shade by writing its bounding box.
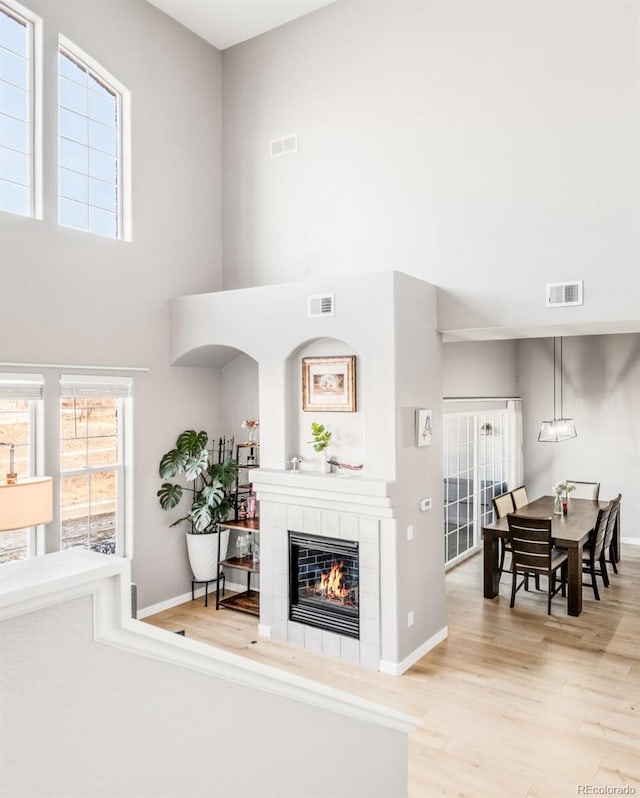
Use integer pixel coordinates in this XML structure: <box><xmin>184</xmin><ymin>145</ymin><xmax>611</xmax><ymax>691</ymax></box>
<box><xmin>0</xmin><ymin>477</ymin><xmax>53</xmax><ymax>532</ymax></box>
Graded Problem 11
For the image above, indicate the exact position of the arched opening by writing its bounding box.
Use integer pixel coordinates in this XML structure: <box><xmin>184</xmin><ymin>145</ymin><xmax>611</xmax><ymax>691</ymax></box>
<box><xmin>285</xmin><ymin>337</ymin><xmax>363</xmax><ymax>474</ymax></box>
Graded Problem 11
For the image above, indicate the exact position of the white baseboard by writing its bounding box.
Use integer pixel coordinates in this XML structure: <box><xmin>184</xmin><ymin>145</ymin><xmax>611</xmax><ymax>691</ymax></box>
<box><xmin>621</xmin><ymin>537</ymin><xmax>640</xmax><ymax>546</ymax></box>
<box><xmin>258</xmin><ymin>624</ymin><xmax>271</xmax><ymax>638</ymax></box>
<box><xmin>138</xmin><ymin>580</ymin><xmax>249</xmax><ymax>619</ymax></box>
<box><xmin>379</xmin><ymin>626</ymin><xmax>448</xmax><ymax>676</ymax></box>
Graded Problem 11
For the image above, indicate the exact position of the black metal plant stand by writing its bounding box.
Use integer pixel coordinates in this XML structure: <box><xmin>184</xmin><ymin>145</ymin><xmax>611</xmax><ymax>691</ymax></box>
<box><xmin>192</xmin><ymin>570</ymin><xmax>225</xmax><ymax>607</ymax></box>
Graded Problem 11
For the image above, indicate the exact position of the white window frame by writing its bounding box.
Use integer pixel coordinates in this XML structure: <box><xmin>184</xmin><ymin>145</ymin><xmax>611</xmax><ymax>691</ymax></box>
<box><xmin>0</xmin><ymin>373</ymin><xmax>45</xmax><ymax>562</ymax></box>
<box><xmin>59</xmin><ymin>375</ymin><xmax>133</xmax><ymax>558</ymax></box>
<box><xmin>57</xmin><ymin>35</ymin><xmax>131</xmax><ymax>241</ymax></box>
<box><xmin>0</xmin><ymin>0</ymin><xmax>42</xmax><ymax>218</ymax></box>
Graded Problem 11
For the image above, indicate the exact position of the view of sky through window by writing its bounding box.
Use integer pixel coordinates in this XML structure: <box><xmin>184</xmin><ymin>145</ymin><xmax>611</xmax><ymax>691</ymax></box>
<box><xmin>0</xmin><ymin>6</ymin><xmax>30</xmax><ymax>216</ymax></box>
<box><xmin>58</xmin><ymin>48</ymin><xmax>119</xmax><ymax>238</ymax></box>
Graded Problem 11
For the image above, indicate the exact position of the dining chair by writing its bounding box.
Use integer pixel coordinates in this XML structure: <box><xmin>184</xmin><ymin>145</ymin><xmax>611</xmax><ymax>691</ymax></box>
<box><xmin>492</xmin><ymin>491</ymin><xmax>515</xmax><ymax>578</ymax></box>
<box><xmin>566</xmin><ymin>480</ymin><xmax>600</xmax><ymax>500</ymax></box>
<box><xmin>581</xmin><ymin>501</ymin><xmax>612</xmax><ymax>601</ymax></box>
<box><xmin>507</xmin><ymin>514</ymin><xmax>568</xmax><ymax>615</ymax></box>
<box><xmin>511</xmin><ymin>485</ymin><xmax>529</xmax><ymax>509</ymax></box>
<box><xmin>600</xmin><ymin>494</ymin><xmax>621</xmax><ymax>587</ymax></box>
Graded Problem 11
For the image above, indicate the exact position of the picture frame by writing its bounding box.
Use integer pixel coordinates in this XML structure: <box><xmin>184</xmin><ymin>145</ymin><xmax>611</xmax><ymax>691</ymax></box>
<box><xmin>416</xmin><ymin>408</ymin><xmax>432</xmax><ymax>446</ymax></box>
<box><xmin>302</xmin><ymin>356</ymin><xmax>356</xmax><ymax>412</ymax></box>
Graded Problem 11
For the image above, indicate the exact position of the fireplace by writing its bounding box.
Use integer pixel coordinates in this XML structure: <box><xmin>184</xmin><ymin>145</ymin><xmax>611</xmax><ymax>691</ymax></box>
<box><xmin>289</xmin><ymin>532</ymin><xmax>359</xmax><ymax>639</ymax></box>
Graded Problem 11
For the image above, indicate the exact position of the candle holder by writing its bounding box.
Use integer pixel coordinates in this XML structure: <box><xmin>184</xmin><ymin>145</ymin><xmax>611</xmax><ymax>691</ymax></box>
<box><xmin>1</xmin><ymin>442</ymin><xmax>17</xmax><ymax>484</ymax></box>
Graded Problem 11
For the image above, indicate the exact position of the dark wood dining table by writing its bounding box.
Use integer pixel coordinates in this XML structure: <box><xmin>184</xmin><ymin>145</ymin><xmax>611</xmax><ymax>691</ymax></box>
<box><xmin>482</xmin><ymin>495</ymin><xmax>608</xmax><ymax>616</ymax></box>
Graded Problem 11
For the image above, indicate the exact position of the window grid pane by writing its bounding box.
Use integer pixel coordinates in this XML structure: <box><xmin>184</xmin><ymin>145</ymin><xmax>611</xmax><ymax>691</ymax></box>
<box><xmin>60</xmin><ymin>397</ymin><xmax>120</xmax><ymax>555</ymax></box>
<box><xmin>58</xmin><ymin>48</ymin><xmax>120</xmax><ymax>239</ymax></box>
<box><xmin>0</xmin><ymin>5</ymin><xmax>31</xmax><ymax>217</ymax></box>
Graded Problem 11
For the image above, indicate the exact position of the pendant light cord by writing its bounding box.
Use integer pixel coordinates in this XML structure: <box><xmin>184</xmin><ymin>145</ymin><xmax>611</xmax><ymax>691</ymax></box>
<box><xmin>559</xmin><ymin>337</ymin><xmax>564</xmax><ymax>418</ymax></box>
<box><xmin>553</xmin><ymin>337</ymin><xmax>557</xmax><ymax>419</ymax></box>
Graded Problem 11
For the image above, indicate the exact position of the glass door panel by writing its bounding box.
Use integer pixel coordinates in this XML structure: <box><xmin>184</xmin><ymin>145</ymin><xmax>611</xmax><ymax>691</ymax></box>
<box><xmin>444</xmin><ymin>410</ymin><xmax>508</xmax><ymax>566</ymax></box>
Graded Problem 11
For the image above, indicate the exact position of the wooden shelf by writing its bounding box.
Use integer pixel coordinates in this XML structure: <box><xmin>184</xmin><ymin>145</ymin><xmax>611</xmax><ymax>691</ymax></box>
<box><xmin>237</xmin><ymin>442</ymin><xmax>260</xmax><ymax>449</ymax></box>
<box><xmin>219</xmin><ymin>553</ymin><xmax>260</xmax><ymax>573</ymax></box>
<box><xmin>220</xmin><ymin>518</ymin><xmax>260</xmax><ymax>533</ymax></box>
<box><xmin>218</xmin><ymin>589</ymin><xmax>259</xmax><ymax>616</ymax></box>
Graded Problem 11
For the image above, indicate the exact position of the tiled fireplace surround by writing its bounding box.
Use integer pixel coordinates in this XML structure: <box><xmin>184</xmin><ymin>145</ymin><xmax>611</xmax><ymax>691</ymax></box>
<box><xmin>253</xmin><ymin>469</ymin><xmax>395</xmax><ymax>672</ymax></box>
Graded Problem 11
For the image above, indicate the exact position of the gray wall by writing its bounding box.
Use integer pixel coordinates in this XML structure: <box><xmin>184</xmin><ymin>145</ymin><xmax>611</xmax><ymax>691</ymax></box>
<box><xmin>221</xmin><ymin>0</ymin><xmax>640</xmax><ymax>332</ymax></box>
<box><xmin>392</xmin><ymin>273</ymin><xmax>445</xmax><ymax>662</ymax></box>
<box><xmin>0</xmin><ymin>0</ymin><xmax>224</xmax><ymax>607</ymax></box>
<box><xmin>518</xmin><ymin>334</ymin><xmax>639</xmax><ymax>541</ymax></box>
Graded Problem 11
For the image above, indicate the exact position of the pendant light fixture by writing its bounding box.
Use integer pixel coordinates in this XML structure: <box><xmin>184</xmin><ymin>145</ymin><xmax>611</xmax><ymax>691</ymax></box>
<box><xmin>538</xmin><ymin>336</ymin><xmax>577</xmax><ymax>443</ymax></box>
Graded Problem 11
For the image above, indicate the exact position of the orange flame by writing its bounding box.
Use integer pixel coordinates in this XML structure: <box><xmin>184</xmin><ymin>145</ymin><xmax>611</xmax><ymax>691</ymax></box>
<box><xmin>317</xmin><ymin>561</ymin><xmax>349</xmax><ymax>601</ymax></box>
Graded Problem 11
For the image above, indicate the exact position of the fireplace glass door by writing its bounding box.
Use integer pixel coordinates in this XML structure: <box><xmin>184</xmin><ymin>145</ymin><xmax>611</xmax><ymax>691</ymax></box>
<box><xmin>289</xmin><ymin>533</ymin><xmax>359</xmax><ymax>638</ymax></box>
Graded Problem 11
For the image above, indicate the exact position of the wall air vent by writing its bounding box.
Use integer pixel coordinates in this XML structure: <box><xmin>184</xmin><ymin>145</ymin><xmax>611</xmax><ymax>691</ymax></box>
<box><xmin>545</xmin><ymin>280</ymin><xmax>583</xmax><ymax>308</ymax></box>
<box><xmin>308</xmin><ymin>294</ymin><xmax>335</xmax><ymax>318</ymax></box>
<box><xmin>270</xmin><ymin>133</ymin><xmax>298</xmax><ymax>158</ymax></box>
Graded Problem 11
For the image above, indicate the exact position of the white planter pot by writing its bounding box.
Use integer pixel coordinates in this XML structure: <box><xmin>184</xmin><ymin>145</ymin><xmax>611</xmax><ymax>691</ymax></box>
<box><xmin>186</xmin><ymin>527</ymin><xmax>229</xmax><ymax>581</ymax></box>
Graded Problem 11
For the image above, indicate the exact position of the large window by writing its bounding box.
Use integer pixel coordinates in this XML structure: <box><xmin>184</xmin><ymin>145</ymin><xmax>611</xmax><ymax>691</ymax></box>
<box><xmin>58</xmin><ymin>37</ymin><xmax>130</xmax><ymax>239</ymax></box>
<box><xmin>0</xmin><ymin>0</ymin><xmax>40</xmax><ymax>217</ymax></box>
<box><xmin>59</xmin><ymin>376</ymin><xmax>131</xmax><ymax>555</ymax></box>
<box><xmin>0</xmin><ymin>373</ymin><xmax>43</xmax><ymax>563</ymax></box>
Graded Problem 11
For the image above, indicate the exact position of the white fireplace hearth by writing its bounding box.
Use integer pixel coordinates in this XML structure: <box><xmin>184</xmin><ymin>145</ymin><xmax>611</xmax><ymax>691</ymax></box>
<box><xmin>252</xmin><ymin>468</ymin><xmax>399</xmax><ymax>671</ymax></box>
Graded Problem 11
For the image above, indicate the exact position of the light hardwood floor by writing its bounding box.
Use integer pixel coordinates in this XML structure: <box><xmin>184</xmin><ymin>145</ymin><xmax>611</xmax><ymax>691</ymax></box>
<box><xmin>144</xmin><ymin>545</ymin><xmax>640</xmax><ymax>797</ymax></box>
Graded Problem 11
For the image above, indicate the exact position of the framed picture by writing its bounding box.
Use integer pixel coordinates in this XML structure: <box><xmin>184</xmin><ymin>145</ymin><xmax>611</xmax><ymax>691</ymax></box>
<box><xmin>302</xmin><ymin>356</ymin><xmax>356</xmax><ymax>412</ymax></box>
<box><xmin>416</xmin><ymin>408</ymin><xmax>432</xmax><ymax>446</ymax></box>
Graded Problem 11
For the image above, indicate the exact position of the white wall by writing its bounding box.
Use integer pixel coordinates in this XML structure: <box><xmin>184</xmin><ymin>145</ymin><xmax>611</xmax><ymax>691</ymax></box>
<box><xmin>518</xmin><ymin>334</ymin><xmax>640</xmax><ymax>542</ymax></box>
<box><xmin>170</xmin><ymin>272</ymin><xmax>399</xmax><ymax>479</ymax></box>
<box><xmin>0</xmin><ymin>0</ymin><xmax>224</xmax><ymax>607</ymax></box>
<box><xmin>0</xmin><ymin>554</ymin><xmax>412</xmax><ymax>798</ymax></box>
<box><xmin>221</xmin><ymin>0</ymin><xmax>640</xmax><ymax>334</ymax></box>
<box><xmin>443</xmin><ymin>341</ymin><xmax>518</xmax><ymax>399</ymax></box>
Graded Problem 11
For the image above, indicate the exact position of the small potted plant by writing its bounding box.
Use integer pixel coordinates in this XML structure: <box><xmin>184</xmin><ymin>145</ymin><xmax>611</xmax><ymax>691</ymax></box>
<box><xmin>157</xmin><ymin>430</ymin><xmax>238</xmax><ymax>580</ymax></box>
<box><xmin>310</xmin><ymin>422</ymin><xmax>332</xmax><ymax>474</ymax></box>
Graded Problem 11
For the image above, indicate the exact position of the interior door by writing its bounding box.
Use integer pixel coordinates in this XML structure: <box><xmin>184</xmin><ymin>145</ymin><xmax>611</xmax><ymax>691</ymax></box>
<box><xmin>443</xmin><ymin>410</ymin><xmax>508</xmax><ymax>566</ymax></box>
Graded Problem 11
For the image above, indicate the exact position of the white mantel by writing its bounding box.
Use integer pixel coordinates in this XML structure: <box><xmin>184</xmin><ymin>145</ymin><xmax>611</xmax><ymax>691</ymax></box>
<box><xmin>252</xmin><ymin>468</ymin><xmax>396</xmax><ymax>517</ymax></box>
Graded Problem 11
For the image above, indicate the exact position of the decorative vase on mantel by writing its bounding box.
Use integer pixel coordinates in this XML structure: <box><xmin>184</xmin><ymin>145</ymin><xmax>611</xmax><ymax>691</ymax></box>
<box><xmin>320</xmin><ymin>450</ymin><xmax>331</xmax><ymax>475</ymax></box>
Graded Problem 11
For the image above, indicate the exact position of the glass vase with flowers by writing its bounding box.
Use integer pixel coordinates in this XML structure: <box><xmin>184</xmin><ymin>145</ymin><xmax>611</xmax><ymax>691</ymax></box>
<box><xmin>553</xmin><ymin>481</ymin><xmax>575</xmax><ymax>515</ymax></box>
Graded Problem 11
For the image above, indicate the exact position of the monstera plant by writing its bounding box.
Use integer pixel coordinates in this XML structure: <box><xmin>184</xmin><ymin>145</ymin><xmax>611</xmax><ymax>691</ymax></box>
<box><xmin>157</xmin><ymin>430</ymin><xmax>238</xmax><ymax>581</ymax></box>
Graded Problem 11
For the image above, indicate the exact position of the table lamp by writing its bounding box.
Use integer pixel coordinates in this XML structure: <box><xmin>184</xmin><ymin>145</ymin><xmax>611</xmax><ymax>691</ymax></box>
<box><xmin>0</xmin><ymin>443</ymin><xmax>53</xmax><ymax>533</ymax></box>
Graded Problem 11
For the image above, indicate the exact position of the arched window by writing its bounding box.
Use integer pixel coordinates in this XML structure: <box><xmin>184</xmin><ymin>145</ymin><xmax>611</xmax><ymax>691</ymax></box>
<box><xmin>58</xmin><ymin>37</ymin><xmax>130</xmax><ymax>240</ymax></box>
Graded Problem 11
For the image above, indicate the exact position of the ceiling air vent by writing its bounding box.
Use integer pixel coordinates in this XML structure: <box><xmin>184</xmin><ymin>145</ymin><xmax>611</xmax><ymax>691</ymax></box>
<box><xmin>270</xmin><ymin>133</ymin><xmax>298</xmax><ymax>158</ymax></box>
<box><xmin>545</xmin><ymin>280</ymin><xmax>583</xmax><ymax>308</ymax></box>
<box><xmin>308</xmin><ymin>294</ymin><xmax>334</xmax><ymax>318</ymax></box>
